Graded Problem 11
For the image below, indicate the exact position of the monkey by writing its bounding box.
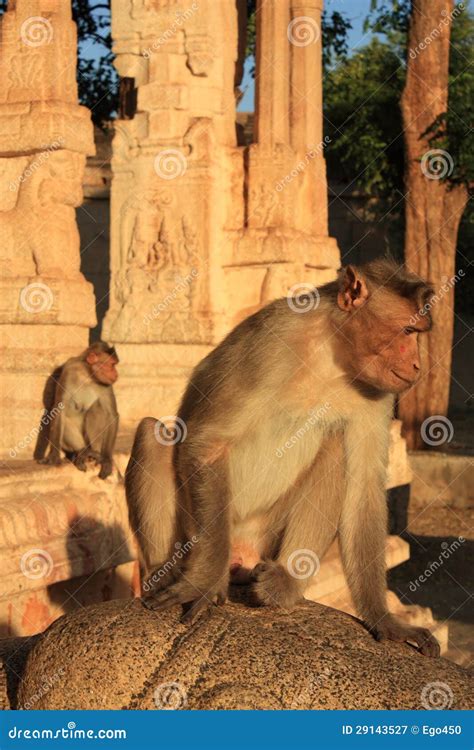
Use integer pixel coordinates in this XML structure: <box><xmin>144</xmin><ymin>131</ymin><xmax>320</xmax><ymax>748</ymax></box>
<box><xmin>38</xmin><ymin>342</ymin><xmax>119</xmax><ymax>480</ymax></box>
<box><xmin>126</xmin><ymin>258</ymin><xmax>440</xmax><ymax>657</ymax></box>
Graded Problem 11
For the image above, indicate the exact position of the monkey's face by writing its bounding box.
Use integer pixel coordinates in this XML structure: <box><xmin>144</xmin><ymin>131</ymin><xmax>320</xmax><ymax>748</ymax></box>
<box><xmin>87</xmin><ymin>351</ymin><xmax>119</xmax><ymax>386</ymax></box>
<box><xmin>346</xmin><ymin>300</ymin><xmax>429</xmax><ymax>394</ymax></box>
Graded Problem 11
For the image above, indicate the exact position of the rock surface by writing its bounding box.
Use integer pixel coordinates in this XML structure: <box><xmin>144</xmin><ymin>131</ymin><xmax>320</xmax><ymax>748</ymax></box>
<box><xmin>16</xmin><ymin>597</ymin><xmax>473</xmax><ymax>710</ymax></box>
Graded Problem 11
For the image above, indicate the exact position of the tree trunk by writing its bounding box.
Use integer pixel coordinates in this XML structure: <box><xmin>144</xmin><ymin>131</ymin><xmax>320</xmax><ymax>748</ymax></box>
<box><xmin>399</xmin><ymin>0</ymin><xmax>468</xmax><ymax>449</ymax></box>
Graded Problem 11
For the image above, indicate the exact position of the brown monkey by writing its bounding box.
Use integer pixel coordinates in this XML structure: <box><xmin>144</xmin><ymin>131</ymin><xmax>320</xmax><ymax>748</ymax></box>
<box><xmin>126</xmin><ymin>258</ymin><xmax>440</xmax><ymax>656</ymax></box>
<box><xmin>38</xmin><ymin>342</ymin><xmax>119</xmax><ymax>479</ymax></box>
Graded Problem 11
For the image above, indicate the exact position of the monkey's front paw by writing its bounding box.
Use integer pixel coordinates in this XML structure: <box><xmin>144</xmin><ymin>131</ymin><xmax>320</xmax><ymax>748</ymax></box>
<box><xmin>250</xmin><ymin>561</ymin><xmax>302</xmax><ymax>610</ymax></box>
<box><xmin>38</xmin><ymin>455</ymin><xmax>62</xmax><ymax>467</ymax></box>
<box><xmin>372</xmin><ymin>615</ymin><xmax>440</xmax><ymax>658</ymax></box>
<box><xmin>142</xmin><ymin>579</ymin><xmax>227</xmax><ymax>624</ymax></box>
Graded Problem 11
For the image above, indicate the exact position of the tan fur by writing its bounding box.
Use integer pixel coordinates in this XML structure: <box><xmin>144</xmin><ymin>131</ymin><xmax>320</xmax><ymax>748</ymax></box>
<box><xmin>38</xmin><ymin>342</ymin><xmax>119</xmax><ymax>480</ymax></box>
<box><xmin>126</xmin><ymin>259</ymin><xmax>440</xmax><ymax>655</ymax></box>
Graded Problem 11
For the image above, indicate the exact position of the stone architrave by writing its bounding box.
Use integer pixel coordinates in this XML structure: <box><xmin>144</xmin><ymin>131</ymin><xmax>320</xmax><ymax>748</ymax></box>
<box><xmin>0</xmin><ymin>1</ymin><xmax>96</xmax><ymax>458</ymax></box>
<box><xmin>104</xmin><ymin>0</ymin><xmax>340</xmax><ymax>423</ymax></box>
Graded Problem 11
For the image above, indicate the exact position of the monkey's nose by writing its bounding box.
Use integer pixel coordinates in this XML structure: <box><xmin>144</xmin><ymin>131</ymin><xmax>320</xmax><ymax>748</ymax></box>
<box><xmin>413</xmin><ymin>361</ymin><xmax>420</xmax><ymax>372</ymax></box>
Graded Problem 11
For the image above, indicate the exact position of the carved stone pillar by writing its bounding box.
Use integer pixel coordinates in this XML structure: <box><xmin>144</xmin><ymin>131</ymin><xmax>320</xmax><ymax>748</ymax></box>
<box><xmin>102</xmin><ymin>0</ymin><xmax>241</xmax><ymax>421</ymax></box>
<box><xmin>254</xmin><ymin>1</ymin><xmax>290</xmax><ymax>146</ymax></box>
<box><xmin>289</xmin><ymin>1</ymin><xmax>328</xmax><ymax>237</ymax></box>
<box><xmin>226</xmin><ymin>0</ymin><xmax>339</xmax><ymax>328</ymax></box>
<box><xmin>0</xmin><ymin>1</ymin><xmax>95</xmax><ymax>458</ymax></box>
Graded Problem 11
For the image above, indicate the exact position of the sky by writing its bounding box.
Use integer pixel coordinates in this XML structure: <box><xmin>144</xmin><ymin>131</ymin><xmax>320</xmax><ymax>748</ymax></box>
<box><xmin>239</xmin><ymin>0</ymin><xmax>374</xmax><ymax>111</ymax></box>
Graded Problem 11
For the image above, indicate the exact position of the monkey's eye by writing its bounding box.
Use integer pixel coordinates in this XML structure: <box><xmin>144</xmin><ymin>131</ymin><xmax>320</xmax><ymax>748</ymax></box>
<box><xmin>403</xmin><ymin>327</ymin><xmax>416</xmax><ymax>335</ymax></box>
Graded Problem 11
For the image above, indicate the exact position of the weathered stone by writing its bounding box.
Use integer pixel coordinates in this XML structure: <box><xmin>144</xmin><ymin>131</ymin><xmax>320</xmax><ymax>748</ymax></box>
<box><xmin>16</xmin><ymin>598</ymin><xmax>473</xmax><ymax>710</ymax></box>
<box><xmin>103</xmin><ymin>0</ymin><xmax>340</xmax><ymax>424</ymax></box>
<box><xmin>0</xmin><ymin>0</ymin><xmax>95</xmax><ymax>459</ymax></box>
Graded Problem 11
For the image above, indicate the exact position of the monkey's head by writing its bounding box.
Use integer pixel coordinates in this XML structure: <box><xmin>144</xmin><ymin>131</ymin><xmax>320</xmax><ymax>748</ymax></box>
<box><xmin>85</xmin><ymin>342</ymin><xmax>119</xmax><ymax>386</ymax></box>
<box><xmin>335</xmin><ymin>259</ymin><xmax>434</xmax><ymax>394</ymax></box>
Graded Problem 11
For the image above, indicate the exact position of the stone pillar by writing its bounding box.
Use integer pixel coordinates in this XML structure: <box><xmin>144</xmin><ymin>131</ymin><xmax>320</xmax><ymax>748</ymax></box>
<box><xmin>104</xmin><ymin>0</ymin><xmax>339</xmax><ymax>423</ymax></box>
<box><xmin>289</xmin><ymin>1</ymin><xmax>328</xmax><ymax>237</ymax></box>
<box><xmin>102</xmin><ymin>0</ymin><xmax>241</xmax><ymax>421</ymax></box>
<box><xmin>254</xmin><ymin>2</ymin><xmax>290</xmax><ymax>146</ymax></box>
<box><xmin>225</xmin><ymin>0</ymin><xmax>339</xmax><ymax>328</ymax></box>
<box><xmin>0</xmin><ymin>1</ymin><xmax>96</xmax><ymax>458</ymax></box>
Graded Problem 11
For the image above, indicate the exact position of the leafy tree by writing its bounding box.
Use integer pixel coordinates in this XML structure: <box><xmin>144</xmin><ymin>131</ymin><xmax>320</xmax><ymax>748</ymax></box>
<box><xmin>72</xmin><ymin>0</ymin><xmax>118</xmax><ymax>127</ymax></box>
<box><xmin>324</xmin><ymin>38</ymin><xmax>406</xmax><ymax>221</ymax></box>
<box><xmin>323</xmin><ymin>3</ymin><xmax>473</xmax><ymax>260</ymax></box>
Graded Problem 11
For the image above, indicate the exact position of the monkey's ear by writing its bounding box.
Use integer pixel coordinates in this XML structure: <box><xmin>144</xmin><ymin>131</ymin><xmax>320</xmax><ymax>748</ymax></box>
<box><xmin>337</xmin><ymin>265</ymin><xmax>369</xmax><ymax>311</ymax></box>
<box><xmin>86</xmin><ymin>351</ymin><xmax>99</xmax><ymax>365</ymax></box>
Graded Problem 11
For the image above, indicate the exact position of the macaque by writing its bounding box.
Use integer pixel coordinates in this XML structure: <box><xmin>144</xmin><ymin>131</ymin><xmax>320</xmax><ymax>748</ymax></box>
<box><xmin>38</xmin><ymin>342</ymin><xmax>119</xmax><ymax>480</ymax></box>
<box><xmin>126</xmin><ymin>258</ymin><xmax>440</xmax><ymax>656</ymax></box>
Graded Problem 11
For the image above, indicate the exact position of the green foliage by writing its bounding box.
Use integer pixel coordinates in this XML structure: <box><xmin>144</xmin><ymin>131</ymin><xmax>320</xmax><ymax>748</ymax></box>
<box><xmin>72</xmin><ymin>0</ymin><xmax>118</xmax><ymax>127</ymax></box>
<box><xmin>324</xmin><ymin>39</ymin><xmax>405</xmax><ymax>207</ymax></box>
<box><xmin>324</xmin><ymin>5</ymin><xmax>474</xmax><ymax>196</ymax></box>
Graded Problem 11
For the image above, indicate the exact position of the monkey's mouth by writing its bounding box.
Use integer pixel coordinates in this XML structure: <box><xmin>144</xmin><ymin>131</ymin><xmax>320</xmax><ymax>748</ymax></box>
<box><xmin>391</xmin><ymin>370</ymin><xmax>415</xmax><ymax>385</ymax></box>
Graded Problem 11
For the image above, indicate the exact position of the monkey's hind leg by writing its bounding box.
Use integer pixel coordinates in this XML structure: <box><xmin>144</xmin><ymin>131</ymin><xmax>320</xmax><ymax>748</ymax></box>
<box><xmin>251</xmin><ymin>432</ymin><xmax>344</xmax><ymax>611</ymax></box>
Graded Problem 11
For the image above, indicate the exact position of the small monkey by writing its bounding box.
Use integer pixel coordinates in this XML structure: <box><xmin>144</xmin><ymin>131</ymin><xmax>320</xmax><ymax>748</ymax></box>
<box><xmin>38</xmin><ymin>342</ymin><xmax>119</xmax><ymax>479</ymax></box>
<box><xmin>126</xmin><ymin>259</ymin><xmax>440</xmax><ymax>656</ymax></box>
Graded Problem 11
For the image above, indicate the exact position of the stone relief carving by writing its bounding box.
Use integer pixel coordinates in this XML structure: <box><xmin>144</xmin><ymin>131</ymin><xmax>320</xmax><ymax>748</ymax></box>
<box><xmin>0</xmin><ymin>150</ymin><xmax>85</xmax><ymax>279</ymax></box>
<box><xmin>109</xmin><ymin>187</ymin><xmax>209</xmax><ymax>342</ymax></box>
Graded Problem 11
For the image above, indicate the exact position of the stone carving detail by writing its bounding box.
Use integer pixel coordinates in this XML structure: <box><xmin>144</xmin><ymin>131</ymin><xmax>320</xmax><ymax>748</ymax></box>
<box><xmin>104</xmin><ymin>0</ymin><xmax>340</xmax><ymax>422</ymax></box>
<box><xmin>0</xmin><ymin>0</ymin><xmax>95</xmax><ymax>458</ymax></box>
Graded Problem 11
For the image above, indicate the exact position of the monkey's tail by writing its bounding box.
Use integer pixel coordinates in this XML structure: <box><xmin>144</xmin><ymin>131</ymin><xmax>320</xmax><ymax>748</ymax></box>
<box><xmin>125</xmin><ymin>417</ymin><xmax>176</xmax><ymax>576</ymax></box>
